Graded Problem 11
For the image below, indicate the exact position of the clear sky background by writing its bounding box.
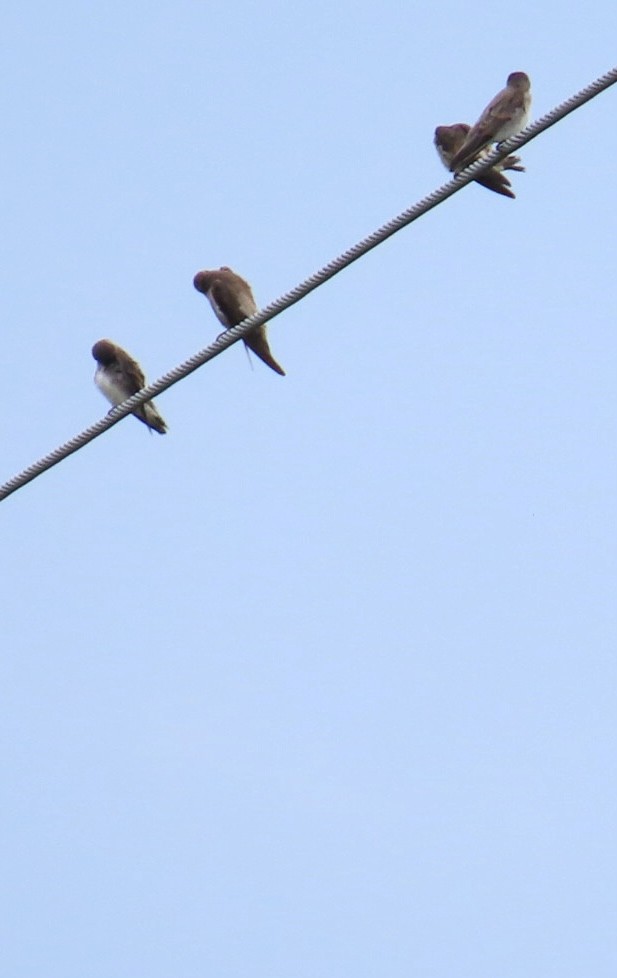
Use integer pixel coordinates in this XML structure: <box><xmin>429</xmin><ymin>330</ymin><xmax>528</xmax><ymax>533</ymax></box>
<box><xmin>2</xmin><ymin>3</ymin><xmax>617</xmax><ymax>976</ymax></box>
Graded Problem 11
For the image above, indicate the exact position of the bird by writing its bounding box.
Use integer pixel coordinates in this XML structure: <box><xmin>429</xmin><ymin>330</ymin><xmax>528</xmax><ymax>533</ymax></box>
<box><xmin>448</xmin><ymin>72</ymin><xmax>531</xmax><ymax>172</ymax></box>
<box><xmin>193</xmin><ymin>266</ymin><xmax>285</xmax><ymax>376</ymax></box>
<box><xmin>92</xmin><ymin>339</ymin><xmax>167</xmax><ymax>434</ymax></box>
<box><xmin>434</xmin><ymin>123</ymin><xmax>525</xmax><ymax>199</ymax></box>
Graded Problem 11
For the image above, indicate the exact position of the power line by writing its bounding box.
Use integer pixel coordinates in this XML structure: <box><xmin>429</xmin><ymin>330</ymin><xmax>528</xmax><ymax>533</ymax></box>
<box><xmin>2</xmin><ymin>64</ymin><xmax>616</xmax><ymax>503</ymax></box>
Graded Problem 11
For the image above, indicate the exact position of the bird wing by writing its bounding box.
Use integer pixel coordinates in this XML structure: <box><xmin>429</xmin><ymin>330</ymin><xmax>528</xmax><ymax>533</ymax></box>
<box><xmin>115</xmin><ymin>351</ymin><xmax>147</xmax><ymax>395</ymax></box>
<box><xmin>449</xmin><ymin>86</ymin><xmax>517</xmax><ymax>169</ymax></box>
<box><xmin>210</xmin><ymin>278</ymin><xmax>257</xmax><ymax>328</ymax></box>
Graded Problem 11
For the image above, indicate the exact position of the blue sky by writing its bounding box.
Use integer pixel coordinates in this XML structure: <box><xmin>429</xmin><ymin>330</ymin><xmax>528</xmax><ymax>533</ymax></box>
<box><xmin>2</xmin><ymin>3</ymin><xmax>617</xmax><ymax>976</ymax></box>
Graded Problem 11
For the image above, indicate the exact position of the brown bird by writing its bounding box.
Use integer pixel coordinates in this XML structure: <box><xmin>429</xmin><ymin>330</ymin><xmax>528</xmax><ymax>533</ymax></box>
<box><xmin>193</xmin><ymin>266</ymin><xmax>285</xmax><ymax>376</ymax></box>
<box><xmin>435</xmin><ymin>123</ymin><xmax>525</xmax><ymax>199</ymax></box>
<box><xmin>448</xmin><ymin>72</ymin><xmax>532</xmax><ymax>172</ymax></box>
<box><xmin>92</xmin><ymin>339</ymin><xmax>167</xmax><ymax>434</ymax></box>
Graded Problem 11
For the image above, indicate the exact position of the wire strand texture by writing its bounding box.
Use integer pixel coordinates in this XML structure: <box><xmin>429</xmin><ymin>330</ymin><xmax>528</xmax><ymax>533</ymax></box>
<box><xmin>2</xmin><ymin>65</ymin><xmax>617</xmax><ymax>502</ymax></box>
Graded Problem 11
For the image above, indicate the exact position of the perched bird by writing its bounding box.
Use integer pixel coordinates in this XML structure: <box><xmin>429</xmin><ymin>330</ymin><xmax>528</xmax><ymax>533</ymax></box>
<box><xmin>448</xmin><ymin>72</ymin><xmax>531</xmax><ymax>172</ymax></box>
<box><xmin>193</xmin><ymin>266</ymin><xmax>285</xmax><ymax>376</ymax></box>
<box><xmin>92</xmin><ymin>339</ymin><xmax>167</xmax><ymax>434</ymax></box>
<box><xmin>434</xmin><ymin>122</ymin><xmax>525</xmax><ymax>199</ymax></box>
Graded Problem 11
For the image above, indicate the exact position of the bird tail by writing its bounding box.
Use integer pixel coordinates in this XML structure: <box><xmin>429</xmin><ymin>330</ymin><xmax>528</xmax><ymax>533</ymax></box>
<box><xmin>244</xmin><ymin>326</ymin><xmax>286</xmax><ymax>376</ymax></box>
<box><xmin>501</xmin><ymin>154</ymin><xmax>525</xmax><ymax>173</ymax></box>
<box><xmin>138</xmin><ymin>401</ymin><xmax>168</xmax><ymax>434</ymax></box>
<box><xmin>474</xmin><ymin>169</ymin><xmax>516</xmax><ymax>199</ymax></box>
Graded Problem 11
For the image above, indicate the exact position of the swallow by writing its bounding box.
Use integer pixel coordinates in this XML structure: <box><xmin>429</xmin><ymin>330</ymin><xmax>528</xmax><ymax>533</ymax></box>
<box><xmin>435</xmin><ymin>123</ymin><xmax>525</xmax><ymax>199</ymax></box>
<box><xmin>193</xmin><ymin>266</ymin><xmax>285</xmax><ymax>376</ymax></box>
<box><xmin>448</xmin><ymin>72</ymin><xmax>531</xmax><ymax>172</ymax></box>
<box><xmin>92</xmin><ymin>339</ymin><xmax>167</xmax><ymax>434</ymax></box>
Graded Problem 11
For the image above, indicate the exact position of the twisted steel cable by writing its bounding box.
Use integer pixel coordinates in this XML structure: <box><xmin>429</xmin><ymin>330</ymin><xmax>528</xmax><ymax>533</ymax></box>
<box><xmin>2</xmin><ymin>65</ymin><xmax>616</xmax><ymax>502</ymax></box>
